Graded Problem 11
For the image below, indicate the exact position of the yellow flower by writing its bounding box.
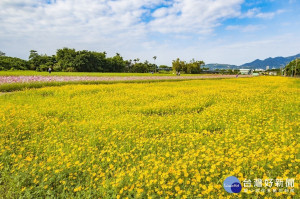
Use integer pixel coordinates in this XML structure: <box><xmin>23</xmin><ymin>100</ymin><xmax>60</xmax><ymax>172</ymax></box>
<box><xmin>137</xmin><ymin>188</ymin><xmax>144</xmax><ymax>193</ymax></box>
<box><xmin>74</xmin><ymin>186</ymin><xmax>82</xmax><ymax>192</ymax></box>
<box><xmin>175</xmin><ymin>186</ymin><xmax>181</xmax><ymax>192</ymax></box>
<box><xmin>0</xmin><ymin>76</ymin><xmax>298</xmax><ymax>198</ymax></box>
<box><xmin>178</xmin><ymin>179</ymin><xmax>184</xmax><ymax>184</ymax></box>
<box><xmin>25</xmin><ymin>156</ymin><xmax>32</xmax><ymax>162</ymax></box>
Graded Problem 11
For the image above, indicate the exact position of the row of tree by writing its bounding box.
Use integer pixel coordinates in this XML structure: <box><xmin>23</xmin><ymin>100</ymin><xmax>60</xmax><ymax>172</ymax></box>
<box><xmin>284</xmin><ymin>58</ymin><xmax>299</xmax><ymax>76</ymax></box>
<box><xmin>0</xmin><ymin>49</ymin><xmax>160</xmax><ymax>73</ymax></box>
<box><xmin>1</xmin><ymin>49</ymin><xmax>299</xmax><ymax>75</ymax></box>
<box><xmin>0</xmin><ymin>56</ymin><xmax>30</xmax><ymax>71</ymax></box>
<box><xmin>0</xmin><ymin>49</ymin><xmax>205</xmax><ymax>73</ymax></box>
<box><xmin>0</xmin><ymin>49</ymin><xmax>166</xmax><ymax>73</ymax></box>
<box><xmin>172</xmin><ymin>58</ymin><xmax>205</xmax><ymax>74</ymax></box>
<box><xmin>28</xmin><ymin>48</ymin><xmax>157</xmax><ymax>73</ymax></box>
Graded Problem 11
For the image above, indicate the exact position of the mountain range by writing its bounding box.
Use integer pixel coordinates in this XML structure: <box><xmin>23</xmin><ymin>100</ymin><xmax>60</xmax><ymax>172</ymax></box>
<box><xmin>205</xmin><ymin>53</ymin><xmax>300</xmax><ymax>70</ymax></box>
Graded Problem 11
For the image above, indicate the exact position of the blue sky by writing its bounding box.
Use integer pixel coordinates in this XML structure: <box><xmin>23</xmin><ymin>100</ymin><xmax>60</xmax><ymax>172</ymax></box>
<box><xmin>0</xmin><ymin>0</ymin><xmax>299</xmax><ymax>66</ymax></box>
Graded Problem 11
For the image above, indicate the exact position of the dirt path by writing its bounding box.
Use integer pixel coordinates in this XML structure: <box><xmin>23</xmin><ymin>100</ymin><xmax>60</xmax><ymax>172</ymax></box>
<box><xmin>0</xmin><ymin>75</ymin><xmax>252</xmax><ymax>84</ymax></box>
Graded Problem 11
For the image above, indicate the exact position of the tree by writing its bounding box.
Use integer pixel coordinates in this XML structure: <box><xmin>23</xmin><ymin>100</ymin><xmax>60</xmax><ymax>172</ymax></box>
<box><xmin>153</xmin><ymin>56</ymin><xmax>157</xmax><ymax>73</ymax></box>
<box><xmin>56</xmin><ymin>48</ymin><xmax>77</xmax><ymax>71</ymax></box>
<box><xmin>93</xmin><ymin>51</ymin><xmax>106</xmax><ymax>72</ymax></box>
<box><xmin>185</xmin><ymin>59</ymin><xmax>205</xmax><ymax>74</ymax></box>
<box><xmin>29</xmin><ymin>50</ymin><xmax>38</xmax><ymax>59</ymax></box>
<box><xmin>55</xmin><ymin>48</ymin><xmax>128</xmax><ymax>72</ymax></box>
<box><xmin>111</xmin><ymin>53</ymin><xmax>126</xmax><ymax>72</ymax></box>
<box><xmin>69</xmin><ymin>50</ymin><xmax>107</xmax><ymax>72</ymax></box>
<box><xmin>124</xmin><ymin>59</ymin><xmax>132</xmax><ymax>72</ymax></box>
<box><xmin>285</xmin><ymin>58</ymin><xmax>299</xmax><ymax>77</ymax></box>
<box><xmin>0</xmin><ymin>56</ymin><xmax>29</xmax><ymax>70</ymax></box>
<box><xmin>131</xmin><ymin>62</ymin><xmax>149</xmax><ymax>73</ymax></box>
<box><xmin>172</xmin><ymin>58</ymin><xmax>185</xmax><ymax>73</ymax></box>
<box><xmin>0</xmin><ymin>51</ymin><xmax>5</xmax><ymax>56</ymax></box>
<box><xmin>159</xmin><ymin>65</ymin><xmax>170</xmax><ymax>69</ymax></box>
<box><xmin>133</xmin><ymin>58</ymin><xmax>140</xmax><ymax>65</ymax></box>
<box><xmin>28</xmin><ymin>50</ymin><xmax>39</xmax><ymax>70</ymax></box>
<box><xmin>172</xmin><ymin>58</ymin><xmax>204</xmax><ymax>74</ymax></box>
<box><xmin>28</xmin><ymin>50</ymin><xmax>55</xmax><ymax>71</ymax></box>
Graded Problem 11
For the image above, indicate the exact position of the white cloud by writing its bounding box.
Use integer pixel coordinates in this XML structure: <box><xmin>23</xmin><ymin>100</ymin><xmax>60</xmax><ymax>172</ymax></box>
<box><xmin>0</xmin><ymin>0</ymin><xmax>245</xmax><ymax>60</ymax></box>
<box><xmin>0</xmin><ymin>0</ymin><xmax>299</xmax><ymax>66</ymax></box>
<box><xmin>0</xmin><ymin>0</ymin><xmax>245</xmax><ymax>37</ymax></box>
<box><xmin>241</xmin><ymin>7</ymin><xmax>285</xmax><ymax>19</ymax></box>
<box><xmin>150</xmin><ymin>0</ymin><xmax>243</xmax><ymax>34</ymax></box>
<box><xmin>226</xmin><ymin>24</ymin><xmax>265</xmax><ymax>32</ymax></box>
<box><xmin>0</xmin><ymin>0</ymin><xmax>155</xmax><ymax>57</ymax></box>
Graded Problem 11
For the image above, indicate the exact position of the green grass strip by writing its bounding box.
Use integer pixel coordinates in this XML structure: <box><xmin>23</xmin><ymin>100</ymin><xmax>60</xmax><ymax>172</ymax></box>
<box><xmin>0</xmin><ymin>78</ymin><xmax>229</xmax><ymax>92</ymax></box>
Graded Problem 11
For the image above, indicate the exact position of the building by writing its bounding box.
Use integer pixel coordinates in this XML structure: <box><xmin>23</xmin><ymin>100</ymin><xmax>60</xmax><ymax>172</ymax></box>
<box><xmin>239</xmin><ymin>69</ymin><xmax>253</xmax><ymax>75</ymax></box>
<box><xmin>255</xmin><ymin>69</ymin><xmax>265</xmax><ymax>72</ymax></box>
<box><xmin>266</xmin><ymin>66</ymin><xmax>269</xmax><ymax>70</ymax></box>
<box><xmin>268</xmin><ymin>71</ymin><xmax>277</xmax><ymax>76</ymax></box>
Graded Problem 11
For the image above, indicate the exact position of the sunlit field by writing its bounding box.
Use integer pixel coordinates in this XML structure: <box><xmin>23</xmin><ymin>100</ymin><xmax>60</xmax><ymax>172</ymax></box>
<box><xmin>0</xmin><ymin>76</ymin><xmax>299</xmax><ymax>198</ymax></box>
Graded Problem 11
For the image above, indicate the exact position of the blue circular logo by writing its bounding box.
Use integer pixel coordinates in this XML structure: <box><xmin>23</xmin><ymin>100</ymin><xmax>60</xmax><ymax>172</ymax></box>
<box><xmin>223</xmin><ymin>176</ymin><xmax>242</xmax><ymax>193</ymax></box>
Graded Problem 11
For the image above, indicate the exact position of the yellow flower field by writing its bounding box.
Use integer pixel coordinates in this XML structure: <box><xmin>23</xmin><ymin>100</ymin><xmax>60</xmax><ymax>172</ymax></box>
<box><xmin>0</xmin><ymin>76</ymin><xmax>299</xmax><ymax>198</ymax></box>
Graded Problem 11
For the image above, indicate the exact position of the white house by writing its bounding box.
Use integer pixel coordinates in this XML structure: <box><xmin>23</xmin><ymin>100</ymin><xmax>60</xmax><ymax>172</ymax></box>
<box><xmin>255</xmin><ymin>69</ymin><xmax>264</xmax><ymax>72</ymax></box>
<box><xmin>268</xmin><ymin>71</ymin><xmax>277</xmax><ymax>76</ymax></box>
<box><xmin>239</xmin><ymin>69</ymin><xmax>253</xmax><ymax>75</ymax></box>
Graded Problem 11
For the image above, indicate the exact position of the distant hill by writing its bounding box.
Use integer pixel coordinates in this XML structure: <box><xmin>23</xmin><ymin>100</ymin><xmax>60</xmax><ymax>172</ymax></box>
<box><xmin>240</xmin><ymin>53</ymin><xmax>300</xmax><ymax>69</ymax></box>
<box><xmin>205</xmin><ymin>53</ymin><xmax>300</xmax><ymax>70</ymax></box>
<box><xmin>204</xmin><ymin>63</ymin><xmax>239</xmax><ymax>70</ymax></box>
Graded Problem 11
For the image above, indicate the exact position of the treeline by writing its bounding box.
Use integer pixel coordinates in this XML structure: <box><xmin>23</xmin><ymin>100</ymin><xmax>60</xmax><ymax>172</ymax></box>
<box><xmin>28</xmin><ymin>48</ymin><xmax>159</xmax><ymax>73</ymax></box>
<box><xmin>172</xmin><ymin>58</ymin><xmax>205</xmax><ymax>74</ymax></box>
<box><xmin>0</xmin><ymin>48</ymin><xmax>163</xmax><ymax>73</ymax></box>
<box><xmin>284</xmin><ymin>58</ymin><xmax>299</xmax><ymax>76</ymax></box>
<box><xmin>0</xmin><ymin>48</ymin><xmax>207</xmax><ymax>73</ymax></box>
<box><xmin>0</xmin><ymin>56</ymin><xmax>30</xmax><ymax>71</ymax></box>
<box><xmin>0</xmin><ymin>50</ymin><xmax>29</xmax><ymax>70</ymax></box>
